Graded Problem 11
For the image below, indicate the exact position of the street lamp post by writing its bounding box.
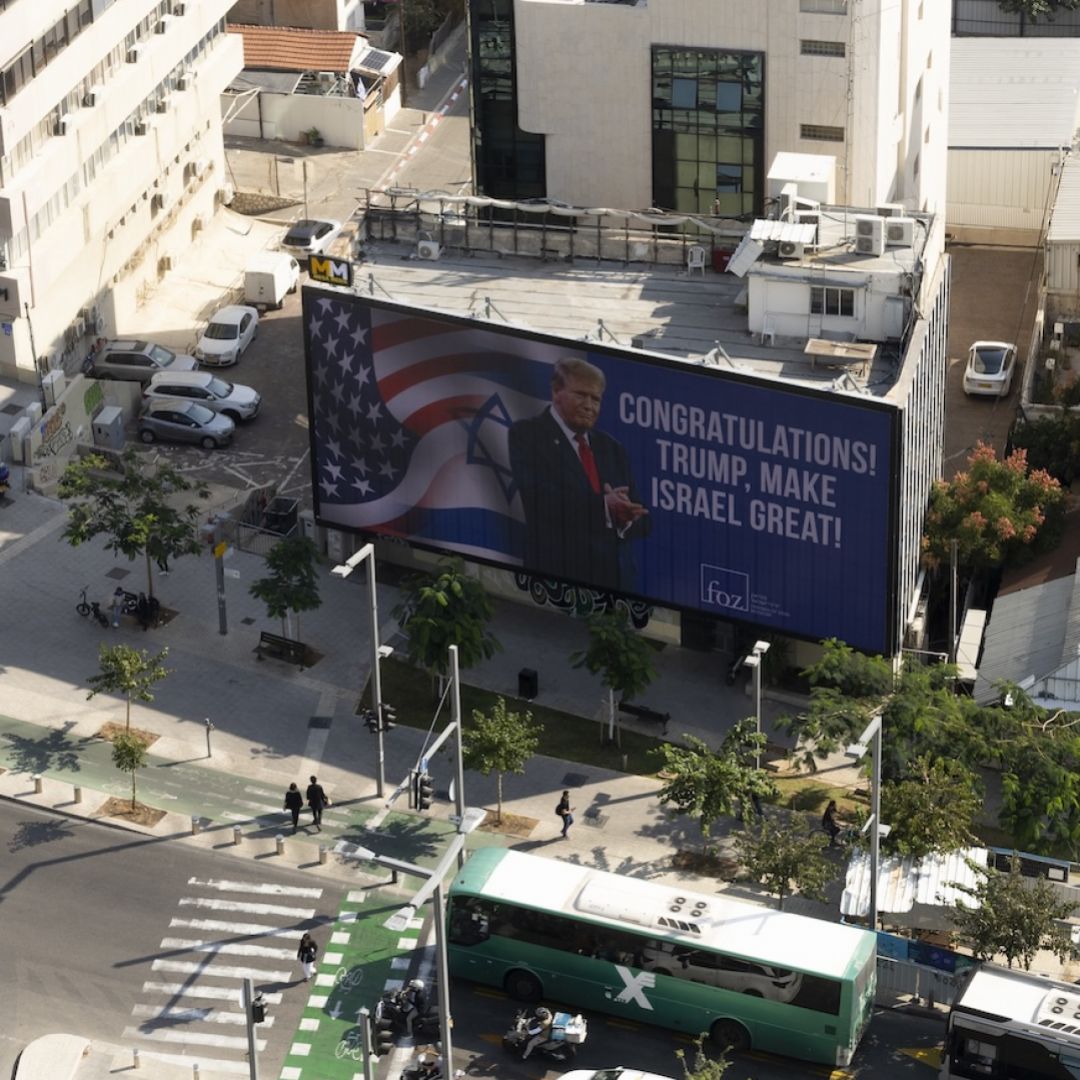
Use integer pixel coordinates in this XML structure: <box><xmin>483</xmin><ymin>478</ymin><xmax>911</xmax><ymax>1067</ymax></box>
<box><xmin>846</xmin><ymin>713</ymin><xmax>883</xmax><ymax>931</ymax></box>
<box><xmin>742</xmin><ymin>640</ymin><xmax>770</xmax><ymax>770</ymax></box>
<box><xmin>332</xmin><ymin>544</ymin><xmax>386</xmax><ymax>797</ymax></box>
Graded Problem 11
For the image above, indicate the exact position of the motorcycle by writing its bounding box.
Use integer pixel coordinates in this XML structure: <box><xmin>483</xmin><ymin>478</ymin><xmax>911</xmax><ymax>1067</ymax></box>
<box><xmin>502</xmin><ymin>1009</ymin><xmax>587</xmax><ymax>1063</ymax></box>
<box><xmin>373</xmin><ymin>985</ymin><xmax>440</xmax><ymax>1046</ymax></box>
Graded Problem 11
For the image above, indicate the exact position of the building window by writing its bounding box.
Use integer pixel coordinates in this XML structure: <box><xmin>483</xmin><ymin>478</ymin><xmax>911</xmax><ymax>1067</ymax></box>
<box><xmin>800</xmin><ymin>40</ymin><xmax>845</xmax><ymax>58</ymax></box>
<box><xmin>799</xmin><ymin>0</ymin><xmax>847</xmax><ymax>10</ymax></box>
<box><xmin>801</xmin><ymin>124</ymin><xmax>844</xmax><ymax>143</ymax></box>
<box><xmin>652</xmin><ymin>46</ymin><xmax>764</xmax><ymax>218</ymax></box>
<box><xmin>810</xmin><ymin>287</ymin><xmax>854</xmax><ymax>317</ymax></box>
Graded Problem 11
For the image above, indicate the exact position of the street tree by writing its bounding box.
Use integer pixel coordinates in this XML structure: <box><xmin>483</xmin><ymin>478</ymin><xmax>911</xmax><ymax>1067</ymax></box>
<box><xmin>393</xmin><ymin>560</ymin><xmax>500</xmax><ymax>686</ymax></box>
<box><xmin>654</xmin><ymin>721</ymin><xmax>777</xmax><ymax>853</ymax></box>
<box><xmin>462</xmin><ymin>696</ymin><xmax>543</xmax><ymax>823</ymax></box>
<box><xmin>570</xmin><ymin>607</ymin><xmax>658</xmax><ymax>742</ymax></box>
<box><xmin>950</xmin><ymin>855</ymin><xmax>1076</xmax><ymax>970</ymax></box>
<box><xmin>112</xmin><ymin>731</ymin><xmax>149</xmax><ymax>809</ymax></box>
<box><xmin>249</xmin><ymin>535</ymin><xmax>322</xmax><ymax>640</ymax></box>
<box><xmin>997</xmin><ymin>0</ymin><xmax>1080</xmax><ymax>19</ymax></box>
<box><xmin>86</xmin><ymin>644</ymin><xmax>171</xmax><ymax>733</ymax></box>
<box><xmin>880</xmin><ymin>756</ymin><xmax>981</xmax><ymax>858</ymax></box>
<box><xmin>1012</xmin><ymin>413</ymin><xmax>1080</xmax><ymax>486</ymax></box>
<box><xmin>58</xmin><ymin>447</ymin><xmax>209</xmax><ymax>600</ymax></box>
<box><xmin>921</xmin><ymin>442</ymin><xmax>1064</xmax><ymax>575</ymax></box>
<box><xmin>734</xmin><ymin>816</ymin><xmax>834</xmax><ymax>910</ymax></box>
<box><xmin>676</xmin><ymin>1034</ymin><xmax>731</xmax><ymax>1079</ymax></box>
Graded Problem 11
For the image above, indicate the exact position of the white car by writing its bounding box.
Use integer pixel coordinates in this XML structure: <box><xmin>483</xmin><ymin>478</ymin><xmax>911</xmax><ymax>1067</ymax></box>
<box><xmin>562</xmin><ymin>1070</ymin><xmax>676</xmax><ymax>1080</ymax></box>
<box><xmin>962</xmin><ymin>340</ymin><xmax>1017</xmax><ymax>397</ymax></box>
<box><xmin>281</xmin><ymin>218</ymin><xmax>343</xmax><ymax>256</ymax></box>
<box><xmin>195</xmin><ymin>305</ymin><xmax>259</xmax><ymax>367</ymax></box>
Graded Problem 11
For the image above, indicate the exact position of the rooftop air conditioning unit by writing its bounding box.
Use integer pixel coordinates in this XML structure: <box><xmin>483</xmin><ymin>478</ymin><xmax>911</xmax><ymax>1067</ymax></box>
<box><xmin>126</xmin><ymin>47</ymin><xmax>140</xmax><ymax>64</ymax></box>
<box><xmin>876</xmin><ymin>202</ymin><xmax>905</xmax><ymax>218</ymax></box>
<box><xmin>778</xmin><ymin>240</ymin><xmax>804</xmax><ymax>260</ymax></box>
<box><xmin>318</xmin><ymin>71</ymin><xmax>336</xmax><ymax>87</ymax></box>
<box><xmin>885</xmin><ymin>217</ymin><xmax>916</xmax><ymax>247</ymax></box>
<box><xmin>854</xmin><ymin>214</ymin><xmax>885</xmax><ymax>256</ymax></box>
<box><xmin>417</xmin><ymin>239</ymin><xmax>441</xmax><ymax>261</ymax></box>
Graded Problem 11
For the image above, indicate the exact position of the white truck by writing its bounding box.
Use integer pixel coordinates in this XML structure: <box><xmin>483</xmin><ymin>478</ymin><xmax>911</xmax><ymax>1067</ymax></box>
<box><xmin>244</xmin><ymin>252</ymin><xmax>300</xmax><ymax>310</ymax></box>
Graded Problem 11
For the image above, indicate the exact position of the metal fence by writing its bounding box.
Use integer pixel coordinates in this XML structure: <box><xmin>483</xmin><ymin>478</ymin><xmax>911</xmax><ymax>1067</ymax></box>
<box><xmin>876</xmin><ymin>956</ymin><xmax>964</xmax><ymax>1009</ymax></box>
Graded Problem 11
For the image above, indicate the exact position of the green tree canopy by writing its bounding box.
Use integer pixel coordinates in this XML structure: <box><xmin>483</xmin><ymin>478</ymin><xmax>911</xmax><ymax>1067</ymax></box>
<box><xmin>393</xmin><ymin>560</ymin><xmax>500</xmax><ymax>681</ymax></box>
<box><xmin>880</xmin><ymin>756</ymin><xmax>981</xmax><ymax>858</ymax></box>
<box><xmin>112</xmin><ymin>731</ymin><xmax>149</xmax><ymax>808</ymax></box>
<box><xmin>922</xmin><ymin>442</ymin><xmax>1064</xmax><ymax>575</ymax></box>
<box><xmin>86</xmin><ymin>644</ymin><xmax>171</xmax><ymax>732</ymax></box>
<box><xmin>1011</xmin><ymin>414</ymin><xmax>1080</xmax><ymax>486</ymax></box>
<box><xmin>249</xmin><ymin>535</ymin><xmax>322</xmax><ymax>640</ymax></box>
<box><xmin>462</xmin><ymin>696</ymin><xmax>542</xmax><ymax>822</ymax></box>
<box><xmin>58</xmin><ymin>447</ymin><xmax>209</xmax><ymax>599</ymax></box>
<box><xmin>676</xmin><ymin>1034</ymin><xmax>731</xmax><ymax>1079</ymax></box>
<box><xmin>734</xmin><ymin>816</ymin><xmax>835</xmax><ymax>910</ymax></box>
<box><xmin>950</xmin><ymin>855</ymin><xmax>1076</xmax><ymax>970</ymax></box>
<box><xmin>654</xmin><ymin>721</ymin><xmax>777</xmax><ymax>852</ymax></box>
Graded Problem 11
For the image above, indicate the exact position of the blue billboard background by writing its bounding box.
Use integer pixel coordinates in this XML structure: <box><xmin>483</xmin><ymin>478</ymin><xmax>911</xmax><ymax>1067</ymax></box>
<box><xmin>304</xmin><ymin>290</ymin><xmax>897</xmax><ymax>652</ymax></box>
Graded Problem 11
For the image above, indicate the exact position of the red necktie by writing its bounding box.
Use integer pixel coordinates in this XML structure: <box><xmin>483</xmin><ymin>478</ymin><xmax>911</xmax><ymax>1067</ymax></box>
<box><xmin>575</xmin><ymin>433</ymin><xmax>601</xmax><ymax>494</ymax></box>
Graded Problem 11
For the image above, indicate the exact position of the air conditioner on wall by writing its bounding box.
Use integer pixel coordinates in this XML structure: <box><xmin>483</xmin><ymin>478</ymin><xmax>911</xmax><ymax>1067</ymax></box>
<box><xmin>176</xmin><ymin>76</ymin><xmax>188</xmax><ymax>91</ymax></box>
<box><xmin>854</xmin><ymin>214</ymin><xmax>885</xmax><ymax>256</ymax></box>
<box><xmin>127</xmin><ymin>47</ymin><xmax>140</xmax><ymax>64</ymax></box>
<box><xmin>885</xmin><ymin>217</ymin><xmax>915</xmax><ymax>247</ymax></box>
<box><xmin>778</xmin><ymin>240</ymin><xmax>804</xmax><ymax>260</ymax></box>
<box><xmin>173</xmin><ymin>2</ymin><xmax>185</xmax><ymax>14</ymax></box>
<box><xmin>134</xmin><ymin>121</ymin><xmax>148</xmax><ymax>136</ymax></box>
<box><xmin>417</xmin><ymin>239</ymin><xmax>441</xmax><ymax>261</ymax></box>
<box><xmin>155</xmin><ymin>98</ymin><xmax>169</xmax><ymax>114</ymax></box>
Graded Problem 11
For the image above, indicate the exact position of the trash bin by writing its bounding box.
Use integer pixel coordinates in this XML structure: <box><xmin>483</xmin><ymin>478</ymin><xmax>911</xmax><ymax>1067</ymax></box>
<box><xmin>518</xmin><ymin>668</ymin><xmax>538</xmax><ymax>700</ymax></box>
<box><xmin>712</xmin><ymin>248</ymin><xmax>734</xmax><ymax>273</ymax></box>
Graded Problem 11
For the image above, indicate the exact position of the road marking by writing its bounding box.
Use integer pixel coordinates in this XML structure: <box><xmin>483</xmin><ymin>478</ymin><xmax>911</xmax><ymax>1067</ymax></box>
<box><xmin>331</xmin><ymin>931</ymin><xmax>351</xmax><ymax>945</ymax></box>
<box><xmin>170</xmin><ymin>917</ymin><xmax>305</xmax><ymax>937</ymax></box>
<box><xmin>123</xmin><ymin>1027</ymin><xmax>266</xmax><ymax>1051</ymax></box>
<box><xmin>151</xmin><ymin>959</ymin><xmax>292</xmax><ymax>982</ymax></box>
<box><xmin>141</xmin><ymin>981</ymin><xmax>283</xmax><ymax>1005</ymax></box>
<box><xmin>131</xmin><ymin>1003</ymin><xmax>274</xmax><ymax>1027</ymax></box>
<box><xmin>134</xmin><ymin>1051</ymin><xmax>252</xmax><ymax>1076</ymax></box>
<box><xmin>187</xmin><ymin>878</ymin><xmax>323</xmax><ymax>898</ymax></box>
<box><xmin>160</xmin><ymin>937</ymin><xmax>296</xmax><ymax>959</ymax></box>
<box><xmin>179</xmin><ymin>897</ymin><xmax>316</xmax><ymax>917</ymax></box>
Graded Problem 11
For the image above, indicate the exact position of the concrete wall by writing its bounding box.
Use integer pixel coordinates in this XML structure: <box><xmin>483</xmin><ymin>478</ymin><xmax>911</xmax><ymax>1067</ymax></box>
<box><xmin>224</xmin><ymin>89</ymin><xmax>374</xmax><ymax>149</ymax></box>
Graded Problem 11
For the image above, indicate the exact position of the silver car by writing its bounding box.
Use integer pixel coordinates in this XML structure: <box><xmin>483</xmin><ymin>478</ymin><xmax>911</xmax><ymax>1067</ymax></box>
<box><xmin>144</xmin><ymin>371</ymin><xmax>261</xmax><ymax>422</ymax></box>
<box><xmin>91</xmin><ymin>340</ymin><xmax>199</xmax><ymax>384</ymax></box>
<box><xmin>138</xmin><ymin>400</ymin><xmax>234</xmax><ymax>449</ymax></box>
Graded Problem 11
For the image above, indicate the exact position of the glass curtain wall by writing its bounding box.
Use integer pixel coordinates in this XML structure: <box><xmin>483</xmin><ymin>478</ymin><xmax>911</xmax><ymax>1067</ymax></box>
<box><xmin>651</xmin><ymin>46</ymin><xmax>764</xmax><ymax>217</ymax></box>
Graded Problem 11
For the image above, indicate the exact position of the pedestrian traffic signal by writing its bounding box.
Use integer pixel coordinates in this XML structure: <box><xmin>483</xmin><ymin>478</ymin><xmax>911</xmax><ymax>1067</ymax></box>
<box><xmin>251</xmin><ymin>993</ymin><xmax>268</xmax><ymax>1024</ymax></box>
<box><xmin>380</xmin><ymin>702</ymin><xmax>397</xmax><ymax>732</ymax></box>
<box><xmin>416</xmin><ymin>770</ymin><xmax>434</xmax><ymax>811</ymax></box>
<box><xmin>363</xmin><ymin>708</ymin><xmax>379</xmax><ymax>734</ymax></box>
<box><xmin>369</xmin><ymin>1008</ymin><xmax>395</xmax><ymax>1057</ymax></box>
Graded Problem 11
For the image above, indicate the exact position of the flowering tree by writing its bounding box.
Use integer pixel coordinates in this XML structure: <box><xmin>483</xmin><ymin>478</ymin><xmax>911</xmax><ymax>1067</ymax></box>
<box><xmin>921</xmin><ymin>442</ymin><xmax>1064</xmax><ymax>574</ymax></box>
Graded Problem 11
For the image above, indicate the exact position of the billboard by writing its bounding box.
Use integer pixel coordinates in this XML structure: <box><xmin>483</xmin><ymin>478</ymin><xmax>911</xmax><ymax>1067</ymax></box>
<box><xmin>304</xmin><ymin>288</ymin><xmax>899</xmax><ymax>653</ymax></box>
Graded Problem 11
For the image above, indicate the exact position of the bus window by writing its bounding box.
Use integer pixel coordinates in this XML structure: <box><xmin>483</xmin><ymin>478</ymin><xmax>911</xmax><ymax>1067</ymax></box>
<box><xmin>448</xmin><ymin>896</ymin><xmax>491</xmax><ymax>946</ymax></box>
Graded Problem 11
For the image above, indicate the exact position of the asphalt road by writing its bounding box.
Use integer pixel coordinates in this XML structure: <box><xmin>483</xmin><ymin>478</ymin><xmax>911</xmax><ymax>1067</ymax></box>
<box><xmin>0</xmin><ymin>799</ymin><xmax>345</xmax><ymax>1078</ymax></box>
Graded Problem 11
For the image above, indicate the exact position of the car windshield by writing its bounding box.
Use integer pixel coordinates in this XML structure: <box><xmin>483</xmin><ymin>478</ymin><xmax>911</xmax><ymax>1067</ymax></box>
<box><xmin>150</xmin><ymin>345</ymin><xmax>177</xmax><ymax>366</ymax></box>
<box><xmin>972</xmin><ymin>347</ymin><xmax>1007</xmax><ymax>375</ymax></box>
<box><xmin>207</xmin><ymin>377</ymin><xmax>232</xmax><ymax>396</ymax></box>
<box><xmin>204</xmin><ymin>321</ymin><xmax>239</xmax><ymax>341</ymax></box>
<box><xmin>181</xmin><ymin>403</ymin><xmax>216</xmax><ymax>425</ymax></box>
<box><xmin>285</xmin><ymin>222</ymin><xmax>316</xmax><ymax>243</ymax></box>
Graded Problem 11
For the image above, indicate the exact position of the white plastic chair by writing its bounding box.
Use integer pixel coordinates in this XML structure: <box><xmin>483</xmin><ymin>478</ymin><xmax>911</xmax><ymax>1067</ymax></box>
<box><xmin>686</xmin><ymin>245</ymin><xmax>707</xmax><ymax>276</ymax></box>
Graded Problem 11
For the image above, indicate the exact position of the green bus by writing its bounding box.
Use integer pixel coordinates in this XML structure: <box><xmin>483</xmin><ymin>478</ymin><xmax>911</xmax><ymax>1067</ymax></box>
<box><xmin>447</xmin><ymin>848</ymin><xmax>876</xmax><ymax>1067</ymax></box>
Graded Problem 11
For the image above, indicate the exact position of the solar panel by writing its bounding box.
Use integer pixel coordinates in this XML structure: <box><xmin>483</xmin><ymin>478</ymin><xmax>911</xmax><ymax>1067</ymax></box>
<box><xmin>357</xmin><ymin>47</ymin><xmax>395</xmax><ymax>73</ymax></box>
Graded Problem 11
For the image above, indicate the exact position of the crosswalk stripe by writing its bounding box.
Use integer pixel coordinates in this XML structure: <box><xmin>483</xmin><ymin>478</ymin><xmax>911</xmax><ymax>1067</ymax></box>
<box><xmin>134</xmin><ymin>1051</ymin><xmax>253</xmax><ymax>1076</ymax></box>
<box><xmin>123</xmin><ymin>1026</ymin><xmax>266</xmax><ymax>1051</ymax></box>
<box><xmin>186</xmin><ymin>878</ymin><xmax>323</xmax><ymax>898</ymax></box>
<box><xmin>170</xmin><ymin>917</ymin><xmax>305</xmax><ymax>938</ymax></box>
<box><xmin>179</xmin><ymin>897</ymin><xmax>316</xmax><ymax>917</ymax></box>
<box><xmin>131</xmin><ymin>1002</ymin><xmax>275</xmax><ymax>1027</ymax></box>
<box><xmin>141</xmin><ymin>981</ymin><xmax>283</xmax><ymax>1004</ymax></box>
<box><xmin>160</xmin><ymin>937</ymin><xmax>295</xmax><ymax>959</ymax></box>
<box><xmin>151</xmin><ymin>959</ymin><xmax>292</xmax><ymax>982</ymax></box>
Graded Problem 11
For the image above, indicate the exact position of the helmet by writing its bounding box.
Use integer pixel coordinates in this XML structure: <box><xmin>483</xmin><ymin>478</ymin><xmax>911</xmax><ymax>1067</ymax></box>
<box><xmin>409</xmin><ymin>979</ymin><xmax>425</xmax><ymax>992</ymax></box>
<box><xmin>418</xmin><ymin>1054</ymin><xmax>436</xmax><ymax>1067</ymax></box>
<box><xmin>534</xmin><ymin>1007</ymin><xmax>551</xmax><ymax>1022</ymax></box>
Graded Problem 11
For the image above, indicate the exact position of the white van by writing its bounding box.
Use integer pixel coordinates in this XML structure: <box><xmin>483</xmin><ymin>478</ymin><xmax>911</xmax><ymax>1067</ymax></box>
<box><xmin>244</xmin><ymin>252</ymin><xmax>300</xmax><ymax>310</ymax></box>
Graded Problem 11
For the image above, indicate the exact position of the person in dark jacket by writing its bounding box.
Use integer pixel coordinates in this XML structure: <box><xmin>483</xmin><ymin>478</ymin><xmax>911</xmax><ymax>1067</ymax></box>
<box><xmin>297</xmin><ymin>932</ymin><xmax>318</xmax><ymax>981</ymax></box>
<box><xmin>284</xmin><ymin>782</ymin><xmax>304</xmax><ymax>832</ymax></box>
<box><xmin>306</xmin><ymin>775</ymin><xmax>329</xmax><ymax>831</ymax></box>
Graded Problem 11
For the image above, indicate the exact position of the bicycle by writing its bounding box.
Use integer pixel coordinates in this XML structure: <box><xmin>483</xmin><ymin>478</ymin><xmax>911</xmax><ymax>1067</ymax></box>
<box><xmin>76</xmin><ymin>586</ymin><xmax>109</xmax><ymax>627</ymax></box>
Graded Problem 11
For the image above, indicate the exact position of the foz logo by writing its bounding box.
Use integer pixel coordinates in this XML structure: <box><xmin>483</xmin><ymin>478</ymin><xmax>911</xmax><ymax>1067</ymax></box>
<box><xmin>308</xmin><ymin>255</ymin><xmax>352</xmax><ymax>287</ymax></box>
<box><xmin>700</xmin><ymin>565</ymin><xmax>749</xmax><ymax>612</ymax></box>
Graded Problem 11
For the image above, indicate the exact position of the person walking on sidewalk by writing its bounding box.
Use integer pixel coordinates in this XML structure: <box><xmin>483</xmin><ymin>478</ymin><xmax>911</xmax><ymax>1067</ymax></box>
<box><xmin>284</xmin><ymin>782</ymin><xmax>303</xmax><ymax>832</ymax></box>
<box><xmin>297</xmin><ymin>932</ymin><xmax>318</xmax><ymax>981</ymax></box>
<box><xmin>556</xmin><ymin>790</ymin><xmax>574</xmax><ymax>839</ymax></box>
<box><xmin>306</xmin><ymin>775</ymin><xmax>329</xmax><ymax>831</ymax></box>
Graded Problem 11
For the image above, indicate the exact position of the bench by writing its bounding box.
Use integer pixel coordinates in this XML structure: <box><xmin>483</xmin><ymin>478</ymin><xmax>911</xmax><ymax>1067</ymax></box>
<box><xmin>618</xmin><ymin>699</ymin><xmax>670</xmax><ymax>735</ymax></box>
<box><xmin>254</xmin><ymin>631</ymin><xmax>307</xmax><ymax>669</ymax></box>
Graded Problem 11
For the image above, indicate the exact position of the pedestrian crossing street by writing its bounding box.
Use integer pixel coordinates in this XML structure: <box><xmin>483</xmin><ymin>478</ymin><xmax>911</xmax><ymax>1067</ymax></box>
<box><xmin>218</xmin><ymin>784</ymin><xmax>360</xmax><ymax>834</ymax></box>
<box><xmin>123</xmin><ymin>875</ymin><xmax>328</xmax><ymax>1077</ymax></box>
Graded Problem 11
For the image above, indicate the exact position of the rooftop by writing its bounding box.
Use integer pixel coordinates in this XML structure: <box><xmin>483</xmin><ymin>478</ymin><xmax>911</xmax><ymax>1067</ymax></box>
<box><xmin>227</xmin><ymin>24</ymin><xmax>363</xmax><ymax>74</ymax></box>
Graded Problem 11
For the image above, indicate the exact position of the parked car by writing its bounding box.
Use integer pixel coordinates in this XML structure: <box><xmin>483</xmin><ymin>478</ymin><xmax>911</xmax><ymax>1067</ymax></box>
<box><xmin>144</xmin><ymin>370</ymin><xmax>261</xmax><ymax>422</ymax></box>
<box><xmin>137</xmin><ymin>400</ymin><xmax>234</xmax><ymax>449</ymax></box>
<box><xmin>563</xmin><ymin>1071</ymin><xmax>675</xmax><ymax>1080</ymax></box>
<box><xmin>281</xmin><ymin>218</ymin><xmax>342</xmax><ymax>256</ymax></box>
<box><xmin>90</xmin><ymin>340</ymin><xmax>198</xmax><ymax>384</ymax></box>
<box><xmin>640</xmin><ymin>942</ymin><xmax>803</xmax><ymax>1003</ymax></box>
<box><xmin>194</xmin><ymin>305</ymin><xmax>259</xmax><ymax>367</ymax></box>
<box><xmin>962</xmin><ymin>340</ymin><xmax>1017</xmax><ymax>397</ymax></box>
<box><xmin>244</xmin><ymin>252</ymin><xmax>300</xmax><ymax>310</ymax></box>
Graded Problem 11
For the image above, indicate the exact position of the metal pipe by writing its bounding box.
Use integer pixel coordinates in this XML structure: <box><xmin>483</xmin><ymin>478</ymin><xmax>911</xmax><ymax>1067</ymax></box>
<box><xmin>242</xmin><ymin>977</ymin><xmax>259</xmax><ymax>1080</ymax></box>
<box><xmin>433</xmin><ymin>881</ymin><xmax>454</xmax><ymax>1077</ymax></box>
<box><xmin>359</xmin><ymin>1005</ymin><xmax>375</xmax><ymax>1080</ymax></box>
<box><xmin>368</xmin><ymin>553</ymin><xmax>385</xmax><ymax>798</ymax></box>
<box><xmin>449</xmin><ymin>645</ymin><xmax>465</xmax><ymax>865</ymax></box>
<box><xmin>870</xmin><ymin>721</ymin><xmax>882</xmax><ymax>933</ymax></box>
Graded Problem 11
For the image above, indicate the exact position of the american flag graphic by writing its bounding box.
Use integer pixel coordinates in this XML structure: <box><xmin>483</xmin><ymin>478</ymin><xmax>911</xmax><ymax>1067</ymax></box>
<box><xmin>306</xmin><ymin>293</ymin><xmax>556</xmax><ymax>562</ymax></box>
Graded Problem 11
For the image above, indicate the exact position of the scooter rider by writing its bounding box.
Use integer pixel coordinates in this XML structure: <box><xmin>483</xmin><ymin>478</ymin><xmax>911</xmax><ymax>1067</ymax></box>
<box><xmin>415</xmin><ymin>1051</ymin><xmax>441</xmax><ymax>1080</ymax></box>
<box><xmin>403</xmin><ymin>978</ymin><xmax>427</xmax><ymax>1036</ymax></box>
<box><xmin>521</xmin><ymin>1006</ymin><xmax>552</xmax><ymax>1060</ymax></box>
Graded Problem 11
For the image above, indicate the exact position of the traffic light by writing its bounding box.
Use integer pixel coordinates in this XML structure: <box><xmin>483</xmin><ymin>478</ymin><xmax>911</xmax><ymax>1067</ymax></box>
<box><xmin>251</xmin><ymin>992</ymin><xmax>268</xmax><ymax>1024</ymax></box>
<box><xmin>369</xmin><ymin>1006</ymin><xmax>395</xmax><ymax>1058</ymax></box>
<box><xmin>415</xmin><ymin>770</ymin><xmax>434</xmax><ymax>811</ymax></box>
<box><xmin>380</xmin><ymin>702</ymin><xmax>397</xmax><ymax>732</ymax></box>
<box><xmin>363</xmin><ymin>708</ymin><xmax>379</xmax><ymax>734</ymax></box>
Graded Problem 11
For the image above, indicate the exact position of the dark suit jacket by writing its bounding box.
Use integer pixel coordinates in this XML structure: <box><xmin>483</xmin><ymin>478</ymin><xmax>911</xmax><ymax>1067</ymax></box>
<box><xmin>508</xmin><ymin>407</ymin><xmax>649</xmax><ymax>593</ymax></box>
